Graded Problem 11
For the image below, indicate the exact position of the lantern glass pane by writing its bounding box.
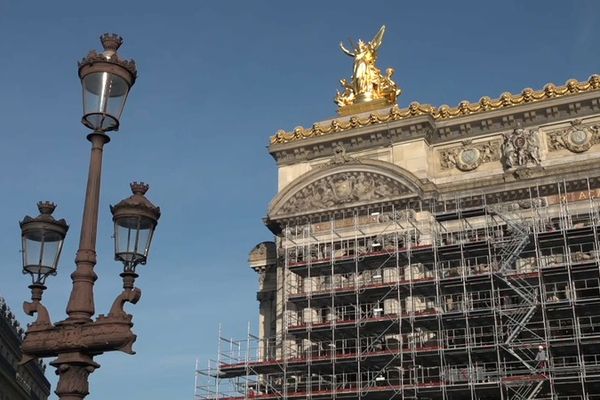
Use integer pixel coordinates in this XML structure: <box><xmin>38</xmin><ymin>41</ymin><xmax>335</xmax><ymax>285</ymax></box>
<box><xmin>114</xmin><ymin>216</ymin><xmax>155</xmax><ymax>265</ymax></box>
<box><xmin>23</xmin><ymin>237</ymin><xmax>42</xmax><ymax>274</ymax></box>
<box><xmin>22</xmin><ymin>229</ymin><xmax>64</xmax><ymax>277</ymax></box>
<box><xmin>82</xmin><ymin>71</ymin><xmax>129</xmax><ymax>131</ymax></box>
<box><xmin>41</xmin><ymin>240</ymin><xmax>61</xmax><ymax>272</ymax></box>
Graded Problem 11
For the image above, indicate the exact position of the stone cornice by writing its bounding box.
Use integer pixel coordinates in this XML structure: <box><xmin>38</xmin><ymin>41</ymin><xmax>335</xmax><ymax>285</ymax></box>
<box><xmin>0</xmin><ymin>297</ymin><xmax>50</xmax><ymax>393</ymax></box>
<box><xmin>269</xmin><ymin>76</ymin><xmax>600</xmax><ymax>165</ymax></box>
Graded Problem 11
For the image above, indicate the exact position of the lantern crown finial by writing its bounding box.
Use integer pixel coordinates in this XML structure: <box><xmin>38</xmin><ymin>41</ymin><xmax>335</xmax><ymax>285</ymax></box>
<box><xmin>78</xmin><ymin>33</ymin><xmax>136</xmax><ymax>79</ymax></box>
<box><xmin>130</xmin><ymin>181</ymin><xmax>149</xmax><ymax>196</ymax></box>
<box><xmin>20</xmin><ymin>202</ymin><xmax>68</xmax><ymax>229</ymax></box>
<box><xmin>111</xmin><ymin>182</ymin><xmax>161</xmax><ymax>224</ymax></box>
<box><xmin>37</xmin><ymin>201</ymin><xmax>56</xmax><ymax>216</ymax></box>
<box><xmin>100</xmin><ymin>33</ymin><xmax>123</xmax><ymax>54</ymax></box>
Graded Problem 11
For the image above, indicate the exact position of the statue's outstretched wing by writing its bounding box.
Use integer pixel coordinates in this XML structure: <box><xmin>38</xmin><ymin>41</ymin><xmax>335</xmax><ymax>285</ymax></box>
<box><xmin>370</xmin><ymin>25</ymin><xmax>386</xmax><ymax>50</ymax></box>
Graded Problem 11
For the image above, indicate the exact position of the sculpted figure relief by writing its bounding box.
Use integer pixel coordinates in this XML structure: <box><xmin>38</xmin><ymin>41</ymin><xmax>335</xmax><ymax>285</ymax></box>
<box><xmin>503</xmin><ymin>138</ymin><xmax>516</xmax><ymax>168</ymax></box>
<box><xmin>336</xmin><ymin>26</ymin><xmax>401</xmax><ymax>107</ymax></box>
<box><xmin>278</xmin><ymin>171</ymin><xmax>412</xmax><ymax>216</ymax></box>
<box><xmin>502</xmin><ymin>125</ymin><xmax>542</xmax><ymax>169</ymax></box>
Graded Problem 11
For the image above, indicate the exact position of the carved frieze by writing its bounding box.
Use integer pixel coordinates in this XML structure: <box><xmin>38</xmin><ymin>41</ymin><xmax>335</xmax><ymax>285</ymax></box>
<box><xmin>21</xmin><ymin>315</ymin><xmax>137</xmax><ymax>359</ymax></box>
<box><xmin>546</xmin><ymin>119</ymin><xmax>600</xmax><ymax>153</ymax></box>
<box><xmin>439</xmin><ymin>139</ymin><xmax>502</xmax><ymax>171</ymax></box>
<box><xmin>278</xmin><ymin>171</ymin><xmax>413</xmax><ymax>216</ymax></box>
<box><xmin>502</xmin><ymin>126</ymin><xmax>541</xmax><ymax>169</ymax></box>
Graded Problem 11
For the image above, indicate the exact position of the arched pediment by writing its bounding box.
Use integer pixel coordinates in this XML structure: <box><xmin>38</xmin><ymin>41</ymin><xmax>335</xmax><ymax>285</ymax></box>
<box><xmin>268</xmin><ymin>159</ymin><xmax>426</xmax><ymax>219</ymax></box>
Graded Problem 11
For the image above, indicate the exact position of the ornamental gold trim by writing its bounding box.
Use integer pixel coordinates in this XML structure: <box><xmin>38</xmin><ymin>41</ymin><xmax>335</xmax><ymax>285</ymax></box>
<box><xmin>271</xmin><ymin>75</ymin><xmax>600</xmax><ymax>145</ymax></box>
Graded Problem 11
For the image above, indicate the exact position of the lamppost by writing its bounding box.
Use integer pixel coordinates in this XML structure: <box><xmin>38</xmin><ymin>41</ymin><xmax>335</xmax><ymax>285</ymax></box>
<box><xmin>18</xmin><ymin>34</ymin><xmax>161</xmax><ymax>400</ymax></box>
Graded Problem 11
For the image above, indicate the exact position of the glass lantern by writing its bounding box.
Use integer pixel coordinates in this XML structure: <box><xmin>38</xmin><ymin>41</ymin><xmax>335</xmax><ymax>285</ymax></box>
<box><xmin>113</xmin><ymin>215</ymin><xmax>155</xmax><ymax>267</ymax></box>
<box><xmin>81</xmin><ymin>70</ymin><xmax>130</xmax><ymax>132</ymax></box>
<box><xmin>19</xmin><ymin>202</ymin><xmax>69</xmax><ymax>285</ymax></box>
<box><xmin>111</xmin><ymin>182</ymin><xmax>161</xmax><ymax>270</ymax></box>
<box><xmin>78</xmin><ymin>33</ymin><xmax>137</xmax><ymax>132</ymax></box>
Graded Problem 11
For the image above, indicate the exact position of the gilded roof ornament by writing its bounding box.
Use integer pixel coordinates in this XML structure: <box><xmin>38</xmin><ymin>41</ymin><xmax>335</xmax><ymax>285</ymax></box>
<box><xmin>271</xmin><ymin>75</ymin><xmax>600</xmax><ymax>145</ymax></box>
<box><xmin>335</xmin><ymin>26</ymin><xmax>401</xmax><ymax>115</ymax></box>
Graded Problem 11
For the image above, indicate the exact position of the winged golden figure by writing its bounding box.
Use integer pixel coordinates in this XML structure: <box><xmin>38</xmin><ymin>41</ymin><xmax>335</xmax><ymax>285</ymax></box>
<box><xmin>336</xmin><ymin>25</ymin><xmax>401</xmax><ymax>109</ymax></box>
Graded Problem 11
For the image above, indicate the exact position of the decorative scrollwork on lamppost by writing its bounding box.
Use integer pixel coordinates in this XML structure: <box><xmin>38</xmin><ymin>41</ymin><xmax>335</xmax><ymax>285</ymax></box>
<box><xmin>19</xmin><ymin>34</ymin><xmax>161</xmax><ymax>400</ymax></box>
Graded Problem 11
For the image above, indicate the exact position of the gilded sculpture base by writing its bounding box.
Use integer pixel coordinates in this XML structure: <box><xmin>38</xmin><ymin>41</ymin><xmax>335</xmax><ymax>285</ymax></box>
<box><xmin>338</xmin><ymin>99</ymin><xmax>394</xmax><ymax>116</ymax></box>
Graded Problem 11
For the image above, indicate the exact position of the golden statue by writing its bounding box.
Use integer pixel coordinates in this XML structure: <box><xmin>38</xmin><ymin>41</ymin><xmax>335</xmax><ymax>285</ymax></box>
<box><xmin>336</xmin><ymin>25</ymin><xmax>401</xmax><ymax>114</ymax></box>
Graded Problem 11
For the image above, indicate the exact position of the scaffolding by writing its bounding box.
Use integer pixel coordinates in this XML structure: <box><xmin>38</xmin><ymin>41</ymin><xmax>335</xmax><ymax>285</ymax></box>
<box><xmin>196</xmin><ymin>178</ymin><xmax>600</xmax><ymax>400</ymax></box>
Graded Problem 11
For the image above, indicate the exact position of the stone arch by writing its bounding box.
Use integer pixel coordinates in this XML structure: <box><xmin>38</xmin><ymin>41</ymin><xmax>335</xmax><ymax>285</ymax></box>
<box><xmin>268</xmin><ymin>159</ymin><xmax>427</xmax><ymax>219</ymax></box>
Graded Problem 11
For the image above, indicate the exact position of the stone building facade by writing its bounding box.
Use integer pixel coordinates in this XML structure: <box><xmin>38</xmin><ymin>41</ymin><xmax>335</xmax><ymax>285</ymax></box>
<box><xmin>0</xmin><ymin>297</ymin><xmax>50</xmax><ymax>400</ymax></box>
<box><xmin>197</xmin><ymin>65</ymin><xmax>600</xmax><ymax>400</ymax></box>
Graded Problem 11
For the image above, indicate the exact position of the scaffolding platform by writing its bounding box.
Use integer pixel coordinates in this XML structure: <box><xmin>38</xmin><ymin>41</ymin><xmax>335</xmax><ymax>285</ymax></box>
<box><xmin>197</xmin><ymin>180</ymin><xmax>600</xmax><ymax>400</ymax></box>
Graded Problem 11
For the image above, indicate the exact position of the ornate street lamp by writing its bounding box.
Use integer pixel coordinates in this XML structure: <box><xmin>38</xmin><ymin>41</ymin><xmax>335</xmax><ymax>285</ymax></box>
<box><xmin>20</xmin><ymin>202</ymin><xmax>69</xmax><ymax>286</ymax></box>
<box><xmin>19</xmin><ymin>202</ymin><xmax>68</xmax><ymax>328</ymax></box>
<box><xmin>111</xmin><ymin>182</ymin><xmax>161</xmax><ymax>294</ymax></box>
<box><xmin>111</xmin><ymin>182</ymin><xmax>161</xmax><ymax>271</ymax></box>
<box><xmin>19</xmin><ymin>34</ymin><xmax>160</xmax><ymax>400</ymax></box>
<box><xmin>79</xmin><ymin>33</ymin><xmax>136</xmax><ymax>132</ymax></box>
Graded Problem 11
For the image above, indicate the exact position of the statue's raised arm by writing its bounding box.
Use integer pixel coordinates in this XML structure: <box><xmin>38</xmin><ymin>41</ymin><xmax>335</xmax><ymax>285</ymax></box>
<box><xmin>339</xmin><ymin>41</ymin><xmax>355</xmax><ymax>57</ymax></box>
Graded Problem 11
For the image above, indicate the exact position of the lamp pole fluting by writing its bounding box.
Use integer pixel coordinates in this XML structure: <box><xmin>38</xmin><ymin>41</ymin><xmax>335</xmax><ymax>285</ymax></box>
<box><xmin>18</xmin><ymin>34</ymin><xmax>161</xmax><ymax>400</ymax></box>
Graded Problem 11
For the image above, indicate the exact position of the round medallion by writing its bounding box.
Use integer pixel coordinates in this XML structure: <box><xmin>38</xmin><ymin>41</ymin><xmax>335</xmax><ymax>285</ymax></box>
<box><xmin>570</xmin><ymin>129</ymin><xmax>588</xmax><ymax>145</ymax></box>
<box><xmin>461</xmin><ymin>148</ymin><xmax>478</xmax><ymax>164</ymax></box>
<box><xmin>457</xmin><ymin>147</ymin><xmax>481</xmax><ymax>171</ymax></box>
<box><xmin>565</xmin><ymin>127</ymin><xmax>592</xmax><ymax>153</ymax></box>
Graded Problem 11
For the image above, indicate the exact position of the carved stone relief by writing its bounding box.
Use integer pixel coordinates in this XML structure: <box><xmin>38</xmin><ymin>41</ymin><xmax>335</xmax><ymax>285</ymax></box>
<box><xmin>54</xmin><ymin>364</ymin><xmax>95</xmax><ymax>399</ymax></box>
<box><xmin>278</xmin><ymin>171</ymin><xmax>413</xmax><ymax>216</ymax></box>
<box><xmin>501</xmin><ymin>126</ymin><xmax>541</xmax><ymax>169</ymax></box>
<box><xmin>546</xmin><ymin>119</ymin><xmax>600</xmax><ymax>153</ymax></box>
<box><xmin>318</xmin><ymin>144</ymin><xmax>360</xmax><ymax>169</ymax></box>
<box><xmin>439</xmin><ymin>139</ymin><xmax>502</xmax><ymax>171</ymax></box>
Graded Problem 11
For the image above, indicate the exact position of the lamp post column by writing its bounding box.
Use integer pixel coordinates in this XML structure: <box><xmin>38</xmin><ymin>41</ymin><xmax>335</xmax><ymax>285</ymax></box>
<box><xmin>65</xmin><ymin>132</ymin><xmax>110</xmax><ymax>323</ymax></box>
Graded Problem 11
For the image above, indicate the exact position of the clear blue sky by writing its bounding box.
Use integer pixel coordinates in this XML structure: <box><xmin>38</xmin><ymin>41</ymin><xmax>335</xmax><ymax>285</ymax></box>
<box><xmin>0</xmin><ymin>1</ymin><xmax>599</xmax><ymax>399</ymax></box>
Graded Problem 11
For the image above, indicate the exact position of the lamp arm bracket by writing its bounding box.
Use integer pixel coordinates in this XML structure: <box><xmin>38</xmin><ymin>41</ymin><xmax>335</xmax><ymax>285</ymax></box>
<box><xmin>23</xmin><ymin>300</ymin><xmax>53</xmax><ymax>328</ymax></box>
<box><xmin>108</xmin><ymin>288</ymin><xmax>142</xmax><ymax>318</ymax></box>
